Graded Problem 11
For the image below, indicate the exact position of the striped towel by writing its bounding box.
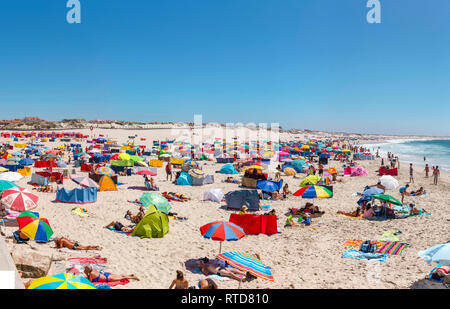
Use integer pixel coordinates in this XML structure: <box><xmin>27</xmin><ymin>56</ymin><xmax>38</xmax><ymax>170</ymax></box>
<box><xmin>377</xmin><ymin>242</ymin><xmax>409</xmax><ymax>256</ymax></box>
<box><xmin>343</xmin><ymin>239</ymin><xmax>384</xmax><ymax>248</ymax></box>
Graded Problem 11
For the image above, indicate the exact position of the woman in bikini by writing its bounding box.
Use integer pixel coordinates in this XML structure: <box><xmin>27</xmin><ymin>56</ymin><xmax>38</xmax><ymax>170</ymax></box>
<box><xmin>84</xmin><ymin>265</ymin><xmax>139</xmax><ymax>283</ymax></box>
<box><xmin>169</xmin><ymin>270</ymin><xmax>189</xmax><ymax>289</ymax></box>
<box><xmin>54</xmin><ymin>237</ymin><xmax>101</xmax><ymax>250</ymax></box>
<box><xmin>125</xmin><ymin>206</ymin><xmax>145</xmax><ymax>224</ymax></box>
<box><xmin>431</xmin><ymin>265</ymin><xmax>450</xmax><ymax>282</ymax></box>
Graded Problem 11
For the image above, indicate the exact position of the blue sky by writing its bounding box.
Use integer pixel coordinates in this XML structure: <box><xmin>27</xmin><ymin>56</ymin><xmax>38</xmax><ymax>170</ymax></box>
<box><xmin>0</xmin><ymin>0</ymin><xmax>449</xmax><ymax>136</ymax></box>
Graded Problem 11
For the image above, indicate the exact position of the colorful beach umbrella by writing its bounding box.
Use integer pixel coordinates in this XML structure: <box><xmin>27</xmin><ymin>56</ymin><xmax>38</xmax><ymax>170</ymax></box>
<box><xmin>17</xmin><ymin>211</ymin><xmax>53</xmax><ymax>242</ymax></box>
<box><xmin>284</xmin><ymin>167</ymin><xmax>296</xmax><ymax>176</ymax></box>
<box><xmin>0</xmin><ymin>172</ymin><xmax>23</xmax><ymax>182</ymax></box>
<box><xmin>140</xmin><ymin>192</ymin><xmax>171</xmax><ymax>214</ymax></box>
<box><xmin>118</xmin><ymin>153</ymin><xmax>131</xmax><ymax>161</ymax></box>
<box><xmin>1</xmin><ymin>187</ymin><xmax>38</xmax><ymax>212</ymax></box>
<box><xmin>0</xmin><ymin>180</ymin><xmax>20</xmax><ymax>192</ymax></box>
<box><xmin>200</xmin><ymin>221</ymin><xmax>246</xmax><ymax>253</ymax></box>
<box><xmin>136</xmin><ymin>170</ymin><xmax>157</xmax><ymax>176</ymax></box>
<box><xmin>71</xmin><ymin>176</ymin><xmax>100</xmax><ymax>189</ymax></box>
<box><xmin>96</xmin><ymin>166</ymin><xmax>114</xmax><ymax>176</ymax></box>
<box><xmin>28</xmin><ymin>273</ymin><xmax>96</xmax><ymax>289</ymax></box>
<box><xmin>217</xmin><ymin>251</ymin><xmax>274</xmax><ymax>282</ymax></box>
<box><xmin>372</xmin><ymin>194</ymin><xmax>402</xmax><ymax>206</ymax></box>
<box><xmin>293</xmin><ymin>185</ymin><xmax>333</xmax><ymax>198</ymax></box>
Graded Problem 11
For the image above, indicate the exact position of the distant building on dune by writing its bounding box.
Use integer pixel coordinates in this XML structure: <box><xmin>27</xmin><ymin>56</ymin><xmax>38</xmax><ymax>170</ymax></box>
<box><xmin>23</xmin><ymin>117</ymin><xmax>41</xmax><ymax>122</ymax></box>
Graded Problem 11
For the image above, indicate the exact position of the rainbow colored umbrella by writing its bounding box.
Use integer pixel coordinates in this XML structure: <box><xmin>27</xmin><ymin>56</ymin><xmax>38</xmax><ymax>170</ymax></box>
<box><xmin>293</xmin><ymin>185</ymin><xmax>333</xmax><ymax>198</ymax></box>
<box><xmin>17</xmin><ymin>211</ymin><xmax>53</xmax><ymax>242</ymax></box>
<box><xmin>28</xmin><ymin>273</ymin><xmax>96</xmax><ymax>289</ymax></box>
<box><xmin>1</xmin><ymin>187</ymin><xmax>38</xmax><ymax>212</ymax></box>
<box><xmin>217</xmin><ymin>251</ymin><xmax>274</xmax><ymax>282</ymax></box>
<box><xmin>96</xmin><ymin>166</ymin><xmax>114</xmax><ymax>176</ymax></box>
<box><xmin>200</xmin><ymin>221</ymin><xmax>245</xmax><ymax>253</ymax></box>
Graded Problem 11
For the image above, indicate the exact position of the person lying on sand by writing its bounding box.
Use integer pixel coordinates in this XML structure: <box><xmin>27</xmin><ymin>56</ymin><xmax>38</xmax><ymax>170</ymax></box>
<box><xmin>337</xmin><ymin>207</ymin><xmax>360</xmax><ymax>217</ymax></box>
<box><xmin>104</xmin><ymin>221</ymin><xmax>135</xmax><ymax>233</ymax></box>
<box><xmin>410</xmin><ymin>187</ymin><xmax>426</xmax><ymax>196</ymax></box>
<box><xmin>301</xmin><ymin>202</ymin><xmax>325</xmax><ymax>215</ymax></box>
<box><xmin>54</xmin><ymin>237</ymin><xmax>101</xmax><ymax>250</ymax></box>
<box><xmin>195</xmin><ymin>278</ymin><xmax>218</xmax><ymax>289</ymax></box>
<box><xmin>13</xmin><ymin>230</ymin><xmax>30</xmax><ymax>243</ymax></box>
<box><xmin>124</xmin><ymin>206</ymin><xmax>145</xmax><ymax>224</ymax></box>
<box><xmin>198</xmin><ymin>261</ymin><xmax>250</xmax><ymax>282</ymax></box>
<box><xmin>84</xmin><ymin>265</ymin><xmax>139</xmax><ymax>283</ymax></box>
<box><xmin>431</xmin><ymin>265</ymin><xmax>450</xmax><ymax>283</ymax></box>
<box><xmin>162</xmin><ymin>192</ymin><xmax>191</xmax><ymax>202</ymax></box>
<box><xmin>225</xmin><ymin>177</ymin><xmax>240</xmax><ymax>184</ymax></box>
<box><xmin>169</xmin><ymin>270</ymin><xmax>189</xmax><ymax>289</ymax></box>
<box><xmin>369</xmin><ymin>181</ymin><xmax>385</xmax><ymax>191</ymax></box>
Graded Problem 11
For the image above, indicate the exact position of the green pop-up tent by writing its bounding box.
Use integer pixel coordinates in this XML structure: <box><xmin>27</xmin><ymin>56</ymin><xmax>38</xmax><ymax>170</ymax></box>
<box><xmin>131</xmin><ymin>205</ymin><xmax>169</xmax><ymax>238</ymax></box>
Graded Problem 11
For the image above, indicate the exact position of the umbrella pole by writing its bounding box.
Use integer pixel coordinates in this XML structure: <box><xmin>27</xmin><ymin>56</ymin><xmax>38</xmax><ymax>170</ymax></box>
<box><xmin>219</xmin><ymin>242</ymin><xmax>222</xmax><ymax>254</ymax></box>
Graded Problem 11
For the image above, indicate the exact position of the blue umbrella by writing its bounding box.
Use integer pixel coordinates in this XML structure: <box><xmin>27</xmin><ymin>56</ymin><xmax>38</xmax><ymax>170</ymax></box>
<box><xmin>19</xmin><ymin>158</ymin><xmax>34</xmax><ymax>166</ymax></box>
<box><xmin>418</xmin><ymin>242</ymin><xmax>450</xmax><ymax>266</ymax></box>
<box><xmin>257</xmin><ymin>180</ymin><xmax>282</xmax><ymax>193</ymax></box>
<box><xmin>362</xmin><ymin>187</ymin><xmax>384</xmax><ymax>196</ymax></box>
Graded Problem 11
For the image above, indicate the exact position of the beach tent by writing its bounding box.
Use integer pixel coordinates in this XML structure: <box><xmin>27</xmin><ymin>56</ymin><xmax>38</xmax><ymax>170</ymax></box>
<box><xmin>131</xmin><ymin>205</ymin><xmax>169</xmax><ymax>238</ymax></box>
<box><xmin>192</xmin><ymin>174</ymin><xmax>214</xmax><ymax>186</ymax></box>
<box><xmin>56</xmin><ymin>187</ymin><xmax>97</xmax><ymax>204</ymax></box>
<box><xmin>225</xmin><ymin>190</ymin><xmax>260</xmax><ymax>211</ymax></box>
<box><xmin>98</xmin><ymin>176</ymin><xmax>117</xmax><ymax>191</ymax></box>
<box><xmin>176</xmin><ymin>172</ymin><xmax>193</xmax><ymax>186</ymax></box>
<box><xmin>219</xmin><ymin>164</ymin><xmax>238</xmax><ymax>174</ymax></box>
<box><xmin>19</xmin><ymin>158</ymin><xmax>34</xmax><ymax>166</ymax></box>
<box><xmin>30</xmin><ymin>173</ymin><xmax>49</xmax><ymax>186</ymax></box>
<box><xmin>256</xmin><ymin>180</ymin><xmax>283</xmax><ymax>193</ymax></box>
<box><xmin>203</xmin><ymin>188</ymin><xmax>224</xmax><ymax>203</ymax></box>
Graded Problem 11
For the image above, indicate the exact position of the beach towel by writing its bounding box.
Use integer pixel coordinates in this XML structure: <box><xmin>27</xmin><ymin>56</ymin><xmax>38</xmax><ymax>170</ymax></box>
<box><xmin>92</xmin><ymin>278</ymin><xmax>130</xmax><ymax>287</ymax></box>
<box><xmin>377</xmin><ymin>241</ymin><xmax>409</xmax><ymax>256</ymax></box>
<box><xmin>343</xmin><ymin>239</ymin><xmax>384</xmax><ymax>248</ymax></box>
<box><xmin>207</xmin><ymin>274</ymin><xmax>235</xmax><ymax>281</ymax></box>
<box><xmin>425</xmin><ymin>264</ymin><xmax>444</xmax><ymax>283</ymax></box>
<box><xmin>106</xmin><ymin>227</ymin><xmax>132</xmax><ymax>236</ymax></box>
<box><xmin>57</xmin><ymin>248</ymin><xmax>100</xmax><ymax>254</ymax></box>
<box><xmin>71</xmin><ymin>207</ymin><xmax>90</xmax><ymax>217</ymax></box>
<box><xmin>342</xmin><ymin>250</ymin><xmax>388</xmax><ymax>263</ymax></box>
<box><xmin>379</xmin><ymin>231</ymin><xmax>400</xmax><ymax>242</ymax></box>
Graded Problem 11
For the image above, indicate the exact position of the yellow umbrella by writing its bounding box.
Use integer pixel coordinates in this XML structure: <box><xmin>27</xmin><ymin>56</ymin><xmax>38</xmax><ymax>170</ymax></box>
<box><xmin>0</xmin><ymin>167</ymin><xmax>8</xmax><ymax>173</ymax></box>
<box><xmin>28</xmin><ymin>273</ymin><xmax>96</xmax><ymax>289</ymax></box>
<box><xmin>118</xmin><ymin>153</ymin><xmax>131</xmax><ymax>160</ymax></box>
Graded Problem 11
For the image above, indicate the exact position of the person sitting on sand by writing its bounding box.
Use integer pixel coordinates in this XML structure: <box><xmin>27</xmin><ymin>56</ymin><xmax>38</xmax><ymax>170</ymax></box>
<box><xmin>238</xmin><ymin>206</ymin><xmax>248</xmax><ymax>215</ymax></box>
<box><xmin>361</xmin><ymin>203</ymin><xmax>374</xmax><ymax>219</ymax></box>
<box><xmin>264</xmin><ymin>209</ymin><xmax>276</xmax><ymax>216</ymax></box>
<box><xmin>104</xmin><ymin>221</ymin><xmax>136</xmax><ymax>233</ymax></box>
<box><xmin>169</xmin><ymin>270</ymin><xmax>189</xmax><ymax>289</ymax></box>
<box><xmin>196</xmin><ymin>278</ymin><xmax>218</xmax><ymax>289</ymax></box>
<box><xmin>125</xmin><ymin>206</ymin><xmax>145</xmax><ymax>224</ymax></box>
<box><xmin>431</xmin><ymin>265</ymin><xmax>450</xmax><ymax>283</ymax></box>
<box><xmin>282</xmin><ymin>184</ymin><xmax>291</xmax><ymax>197</ymax></box>
<box><xmin>54</xmin><ymin>237</ymin><xmax>101</xmax><ymax>251</ymax></box>
<box><xmin>84</xmin><ymin>265</ymin><xmax>139</xmax><ymax>283</ymax></box>
<box><xmin>409</xmin><ymin>204</ymin><xmax>427</xmax><ymax>216</ymax></box>
<box><xmin>198</xmin><ymin>261</ymin><xmax>250</xmax><ymax>282</ymax></box>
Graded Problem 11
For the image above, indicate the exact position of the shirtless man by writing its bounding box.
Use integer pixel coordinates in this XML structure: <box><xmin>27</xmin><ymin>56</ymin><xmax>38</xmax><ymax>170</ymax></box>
<box><xmin>84</xmin><ymin>265</ymin><xmax>139</xmax><ymax>283</ymax></box>
<box><xmin>54</xmin><ymin>237</ymin><xmax>101</xmax><ymax>250</ymax></box>
<box><xmin>198</xmin><ymin>260</ymin><xmax>249</xmax><ymax>282</ymax></box>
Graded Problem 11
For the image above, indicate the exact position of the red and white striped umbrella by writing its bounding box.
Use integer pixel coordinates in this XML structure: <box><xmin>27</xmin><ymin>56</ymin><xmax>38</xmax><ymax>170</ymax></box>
<box><xmin>1</xmin><ymin>187</ymin><xmax>38</xmax><ymax>212</ymax></box>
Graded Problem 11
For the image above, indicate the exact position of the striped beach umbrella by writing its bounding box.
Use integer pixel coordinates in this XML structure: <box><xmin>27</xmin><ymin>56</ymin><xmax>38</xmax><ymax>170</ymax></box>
<box><xmin>1</xmin><ymin>187</ymin><xmax>38</xmax><ymax>212</ymax></box>
<box><xmin>17</xmin><ymin>211</ymin><xmax>53</xmax><ymax>242</ymax></box>
<box><xmin>293</xmin><ymin>185</ymin><xmax>333</xmax><ymax>198</ymax></box>
<box><xmin>95</xmin><ymin>166</ymin><xmax>114</xmax><ymax>176</ymax></box>
<box><xmin>28</xmin><ymin>273</ymin><xmax>96</xmax><ymax>289</ymax></box>
<box><xmin>217</xmin><ymin>251</ymin><xmax>274</xmax><ymax>282</ymax></box>
<box><xmin>200</xmin><ymin>221</ymin><xmax>245</xmax><ymax>253</ymax></box>
<box><xmin>71</xmin><ymin>176</ymin><xmax>100</xmax><ymax>189</ymax></box>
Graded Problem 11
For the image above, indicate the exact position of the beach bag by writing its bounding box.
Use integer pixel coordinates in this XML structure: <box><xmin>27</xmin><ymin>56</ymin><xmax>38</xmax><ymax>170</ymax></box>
<box><xmin>360</xmin><ymin>241</ymin><xmax>378</xmax><ymax>253</ymax></box>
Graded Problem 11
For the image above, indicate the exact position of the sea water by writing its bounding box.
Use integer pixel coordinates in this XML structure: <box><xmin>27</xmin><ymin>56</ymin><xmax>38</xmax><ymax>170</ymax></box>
<box><xmin>360</xmin><ymin>139</ymin><xmax>450</xmax><ymax>172</ymax></box>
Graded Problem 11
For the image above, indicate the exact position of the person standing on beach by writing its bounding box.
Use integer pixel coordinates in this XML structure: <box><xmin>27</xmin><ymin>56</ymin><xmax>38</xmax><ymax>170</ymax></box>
<box><xmin>409</xmin><ymin>163</ymin><xmax>414</xmax><ymax>183</ymax></box>
<box><xmin>424</xmin><ymin>164</ymin><xmax>429</xmax><ymax>178</ymax></box>
<box><xmin>166</xmin><ymin>162</ymin><xmax>173</xmax><ymax>181</ymax></box>
<box><xmin>433</xmin><ymin>166</ymin><xmax>440</xmax><ymax>185</ymax></box>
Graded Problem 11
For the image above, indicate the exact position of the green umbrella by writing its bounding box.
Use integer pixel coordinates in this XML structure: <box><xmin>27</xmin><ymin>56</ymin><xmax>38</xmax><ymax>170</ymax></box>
<box><xmin>140</xmin><ymin>192</ymin><xmax>172</xmax><ymax>214</ymax></box>
<box><xmin>0</xmin><ymin>180</ymin><xmax>20</xmax><ymax>192</ymax></box>
<box><xmin>130</xmin><ymin>155</ymin><xmax>143</xmax><ymax>162</ymax></box>
<box><xmin>372</xmin><ymin>194</ymin><xmax>402</xmax><ymax>206</ymax></box>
